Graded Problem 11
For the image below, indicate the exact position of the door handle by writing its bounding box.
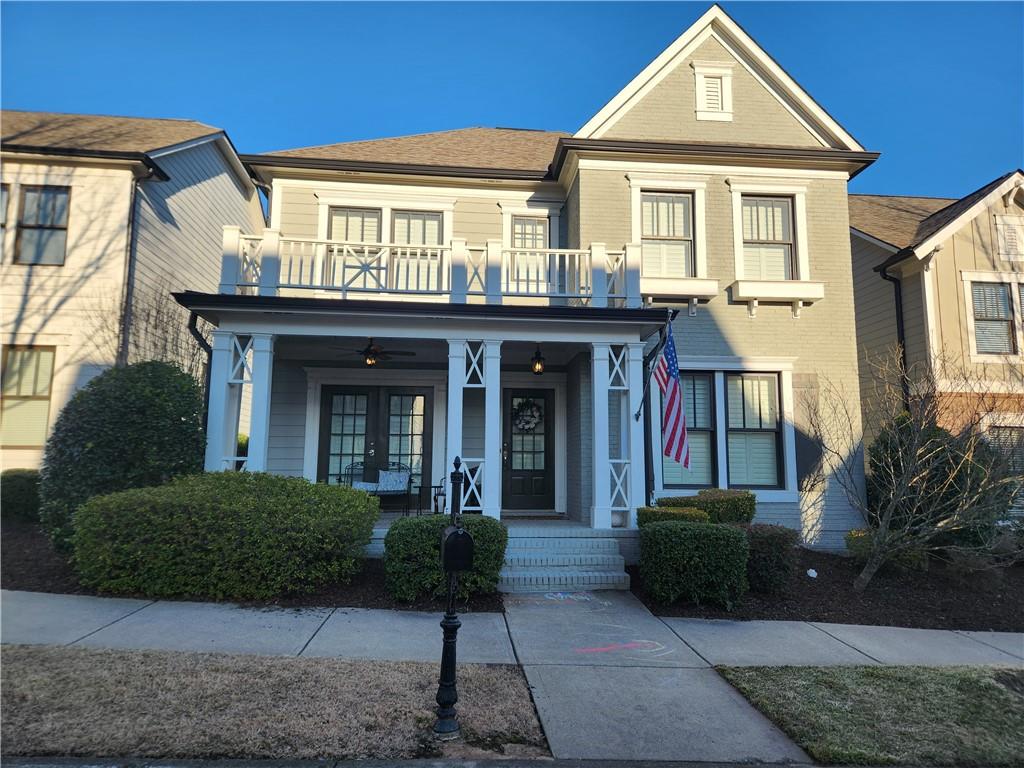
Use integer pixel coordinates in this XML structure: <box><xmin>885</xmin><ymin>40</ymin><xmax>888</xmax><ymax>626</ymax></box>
<box><xmin>368</xmin><ymin>441</ymin><xmax>376</xmax><ymax>458</ymax></box>
<box><xmin>502</xmin><ymin>442</ymin><xmax>509</xmax><ymax>466</ymax></box>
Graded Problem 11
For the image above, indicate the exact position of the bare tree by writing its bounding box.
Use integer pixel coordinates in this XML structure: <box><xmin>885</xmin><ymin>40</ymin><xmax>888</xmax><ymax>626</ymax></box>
<box><xmin>806</xmin><ymin>349</ymin><xmax>1023</xmax><ymax>591</ymax></box>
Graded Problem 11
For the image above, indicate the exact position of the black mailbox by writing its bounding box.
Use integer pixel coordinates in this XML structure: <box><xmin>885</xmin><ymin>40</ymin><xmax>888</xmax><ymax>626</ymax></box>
<box><xmin>441</xmin><ymin>525</ymin><xmax>475</xmax><ymax>572</ymax></box>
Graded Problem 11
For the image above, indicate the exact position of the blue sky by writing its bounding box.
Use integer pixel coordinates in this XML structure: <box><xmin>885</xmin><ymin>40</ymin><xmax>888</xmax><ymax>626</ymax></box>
<box><xmin>2</xmin><ymin>2</ymin><xmax>1021</xmax><ymax>197</ymax></box>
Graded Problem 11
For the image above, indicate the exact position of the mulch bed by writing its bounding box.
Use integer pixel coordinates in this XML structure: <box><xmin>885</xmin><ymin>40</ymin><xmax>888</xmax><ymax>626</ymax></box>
<box><xmin>630</xmin><ymin>548</ymin><xmax>1024</xmax><ymax>632</ymax></box>
<box><xmin>0</xmin><ymin>518</ymin><xmax>503</xmax><ymax>613</ymax></box>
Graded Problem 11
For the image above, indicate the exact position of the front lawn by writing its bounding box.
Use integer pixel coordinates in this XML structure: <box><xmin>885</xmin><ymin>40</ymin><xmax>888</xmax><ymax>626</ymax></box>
<box><xmin>720</xmin><ymin>665</ymin><xmax>1024</xmax><ymax>766</ymax></box>
<box><xmin>1</xmin><ymin>645</ymin><xmax>546</xmax><ymax>760</ymax></box>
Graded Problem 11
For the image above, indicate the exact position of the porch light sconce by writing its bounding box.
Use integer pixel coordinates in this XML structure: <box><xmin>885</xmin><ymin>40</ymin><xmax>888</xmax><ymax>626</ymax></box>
<box><xmin>530</xmin><ymin>345</ymin><xmax>545</xmax><ymax>376</ymax></box>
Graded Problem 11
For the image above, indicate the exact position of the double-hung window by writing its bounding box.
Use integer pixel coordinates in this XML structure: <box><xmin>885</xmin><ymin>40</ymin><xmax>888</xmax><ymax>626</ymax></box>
<box><xmin>511</xmin><ymin>216</ymin><xmax>548</xmax><ymax>250</ymax></box>
<box><xmin>726</xmin><ymin>373</ymin><xmax>782</xmax><ymax>488</ymax></box>
<box><xmin>662</xmin><ymin>372</ymin><xmax>715</xmax><ymax>487</ymax></box>
<box><xmin>1</xmin><ymin>346</ymin><xmax>56</xmax><ymax>448</ymax></box>
<box><xmin>392</xmin><ymin>210</ymin><xmax>443</xmax><ymax>291</ymax></box>
<box><xmin>741</xmin><ymin>196</ymin><xmax>795</xmax><ymax>281</ymax></box>
<box><xmin>641</xmin><ymin>193</ymin><xmax>694</xmax><ymax>278</ymax></box>
<box><xmin>393</xmin><ymin>210</ymin><xmax>442</xmax><ymax>247</ymax></box>
<box><xmin>971</xmin><ymin>282</ymin><xmax>1016</xmax><ymax>355</ymax></box>
<box><xmin>328</xmin><ymin>206</ymin><xmax>381</xmax><ymax>243</ymax></box>
<box><xmin>16</xmin><ymin>186</ymin><xmax>70</xmax><ymax>265</ymax></box>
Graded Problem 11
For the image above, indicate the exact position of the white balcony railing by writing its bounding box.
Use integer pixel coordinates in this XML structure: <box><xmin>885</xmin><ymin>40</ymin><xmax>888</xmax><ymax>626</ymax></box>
<box><xmin>221</xmin><ymin>227</ymin><xmax>642</xmax><ymax>308</ymax></box>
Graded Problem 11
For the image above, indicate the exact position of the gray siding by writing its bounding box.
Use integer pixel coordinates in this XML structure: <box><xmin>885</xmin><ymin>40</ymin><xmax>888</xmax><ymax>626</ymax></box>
<box><xmin>267</xmin><ymin>358</ymin><xmax>307</xmax><ymax>477</ymax></box>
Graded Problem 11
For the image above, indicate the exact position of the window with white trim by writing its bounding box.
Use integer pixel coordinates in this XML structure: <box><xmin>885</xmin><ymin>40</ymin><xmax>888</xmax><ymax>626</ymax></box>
<box><xmin>328</xmin><ymin>207</ymin><xmax>381</xmax><ymax>243</ymax></box>
<box><xmin>971</xmin><ymin>282</ymin><xmax>1016</xmax><ymax>354</ymax></box>
<box><xmin>1</xmin><ymin>345</ymin><xmax>55</xmax><ymax>448</ymax></box>
<box><xmin>662</xmin><ymin>372</ymin><xmax>714</xmax><ymax>487</ymax></box>
<box><xmin>511</xmin><ymin>216</ymin><xmax>548</xmax><ymax>250</ymax></box>
<box><xmin>16</xmin><ymin>186</ymin><xmax>70</xmax><ymax>266</ymax></box>
<box><xmin>995</xmin><ymin>215</ymin><xmax>1024</xmax><ymax>261</ymax></box>
<box><xmin>641</xmin><ymin>192</ymin><xmax>694</xmax><ymax>278</ymax></box>
<box><xmin>726</xmin><ymin>373</ymin><xmax>782</xmax><ymax>488</ymax></box>
<box><xmin>742</xmin><ymin>196</ymin><xmax>796</xmax><ymax>280</ymax></box>
<box><xmin>392</xmin><ymin>210</ymin><xmax>442</xmax><ymax>246</ymax></box>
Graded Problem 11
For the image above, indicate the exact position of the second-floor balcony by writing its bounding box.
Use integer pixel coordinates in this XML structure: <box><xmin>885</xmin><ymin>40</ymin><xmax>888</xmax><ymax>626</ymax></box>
<box><xmin>220</xmin><ymin>226</ymin><xmax>643</xmax><ymax>308</ymax></box>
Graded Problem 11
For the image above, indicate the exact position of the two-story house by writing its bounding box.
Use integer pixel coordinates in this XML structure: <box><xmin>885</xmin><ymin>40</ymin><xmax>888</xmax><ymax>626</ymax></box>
<box><xmin>1</xmin><ymin>110</ymin><xmax>266</xmax><ymax>470</ymax></box>
<box><xmin>176</xmin><ymin>5</ymin><xmax>878</xmax><ymax>590</ymax></box>
<box><xmin>850</xmin><ymin>169</ymin><xmax>1024</xmax><ymax>475</ymax></box>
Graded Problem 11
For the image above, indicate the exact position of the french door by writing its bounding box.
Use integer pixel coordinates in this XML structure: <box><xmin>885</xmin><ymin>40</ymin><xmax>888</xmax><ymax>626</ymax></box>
<box><xmin>317</xmin><ymin>386</ymin><xmax>433</xmax><ymax>497</ymax></box>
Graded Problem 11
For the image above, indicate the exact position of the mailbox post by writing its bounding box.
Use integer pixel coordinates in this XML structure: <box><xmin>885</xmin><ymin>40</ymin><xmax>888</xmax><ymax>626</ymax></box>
<box><xmin>434</xmin><ymin>457</ymin><xmax>475</xmax><ymax>739</ymax></box>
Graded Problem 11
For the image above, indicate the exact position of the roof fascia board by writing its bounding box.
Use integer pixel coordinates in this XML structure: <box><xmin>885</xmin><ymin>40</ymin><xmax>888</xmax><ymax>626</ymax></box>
<box><xmin>574</xmin><ymin>5</ymin><xmax>864</xmax><ymax>151</ymax></box>
<box><xmin>1</xmin><ymin>144</ymin><xmax>169</xmax><ymax>180</ymax></box>
<box><xmin>911</xmin><ymin>171</ymin><xmax>1024</xmax><ymax>259</ymax></box>
<box><xmin>149</xmin><ymin>132</ymin><xmax>257</xmax><ymax>194</ymax></box>
<box><xmin>242</xmin><ymin>154</ymin><xmax>550</xmax><ymax>181</ymax></box>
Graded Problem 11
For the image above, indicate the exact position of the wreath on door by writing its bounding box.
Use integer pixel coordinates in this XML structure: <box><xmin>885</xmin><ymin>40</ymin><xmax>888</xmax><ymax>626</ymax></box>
<box><xmin>513</xmin><ymin>398</ymin><xmax>543</xmax><ymax>433</ymax></box>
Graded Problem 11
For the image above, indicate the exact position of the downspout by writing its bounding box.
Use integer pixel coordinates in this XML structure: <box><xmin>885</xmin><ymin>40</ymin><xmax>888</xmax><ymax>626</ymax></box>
<box><xmin>188</xmin><ymin>311</ymin><xmax>213</xmax><ymax>431</ymax></box>
<box><xmin>879</xmin><ymin>264</ymin><xmax>911</xmax><ymax>410</ymax></box>
<box><xmin>116</xmin><ymin>166</ymin><xmax>159</xmax><ymax>366</ymax></box>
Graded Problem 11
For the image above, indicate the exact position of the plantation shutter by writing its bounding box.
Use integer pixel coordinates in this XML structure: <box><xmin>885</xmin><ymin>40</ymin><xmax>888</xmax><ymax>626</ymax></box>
<box><xmin>995</xmin><ymin>215</ymin><xmax>1024</xmax><ymax>261</ymax></box>
<box><xmin>971</xmin><ymin>282</ymin><xmax>1014</xmax><ymax>354</ymax></box>
<box><xmin>328</xmin><ymin>208</ymin><xmax>381</xmax><ymax>243</ymax></box>
<box><xmin>641</xmin><ymin>193</ymin><xmax>693</xmax><ymax>278</ymax></box>
<box><xmin>726</xmin><ymin>374</ymin><xmax>780</xmax><ymax>487</ymax></box>
<box><xmin>703</xmin><ymin>75</ymin><xmax>724</xmax><ymax>112</ymax></box>
<box><xmin>662</xmin><ymin>374</ymin><xmax>713</xmax><ymax>486</ymax></box>
<box><xmin>742</xmin><ymin>197</ymin><xmax>794</xmax><ymax>280</ymax></box>
<box><xmin>393</xmin><ymin>211</ymin><xmax>442</xmax><ymax>246</ymax></box>
<box><xmin>1</xmin><ymin>347</ymin><xmax>55</xmax><ymax>447</ymax></box>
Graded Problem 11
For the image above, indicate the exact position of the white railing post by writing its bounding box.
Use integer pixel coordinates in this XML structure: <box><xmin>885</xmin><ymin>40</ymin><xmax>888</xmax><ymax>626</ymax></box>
<box><xmin>450</xmin><ymin>238</ymin><xmax>468</xmax><ymax>304</ymax></box>
<box><xmin>591</xmin><ymin>342</ymin><xmax>612</xmax><ymax>528</ymax></box>
<box><xmin>624</xmin><ymin>243</ymin><xmax>643</xmax><ymax>308</ymax></box>
<box><xmin>627</xmin><ymin>343</ymin><xmax>647</xmax><ymax>525</ymax></box>
<box><xmin>258</xmin><ymin>229</ymin><xmax>281</xmax><ymax>297</ymax></box>
<box><xmin>485</xmin><ymin>239</ymin><xmax>503</xmax><ymax>305</ymax></box>
<box><xmin>482</xmin><ymin>340</ymin><xmax>502</xmax><ymax>519</ymax></box>
<box><xmin>590</xmin><ymin>243</ymin><xmax>608</xmax><ymax>308</ymax></box>
<box><xmin>246</xmin><ymin>334</ymin><xmax>275</xmax><ymax>472</ymax></box>
<box><xmin>445</xmin><ymin>339</ymin><xmax>467</xmax><ymax>513</ymax></box>
<box><xmin>219</xmin><ymin>226</ymin><xmax>241</xmax><ymax>294</ymax></box>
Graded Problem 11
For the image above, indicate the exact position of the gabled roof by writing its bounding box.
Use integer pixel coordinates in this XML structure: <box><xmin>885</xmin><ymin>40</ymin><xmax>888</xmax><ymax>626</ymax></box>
<box><xmin>850</xmin><ymin>170</ymin><xmax>1024</xmax><ymax>260</ymax></box>
<box><xmin>259</xmin><ymin>127</ymin><xmax>568</xmax><ymax>174</ymax></box>
<box><xmin>573</xmin><ymin>5</ymin><xmax>864</xmax><ymax>151</ymax></box>
<box><xmin>2</xmin><ymin>110</ymin><xmax>220</xmax><ymax>156</ymax></box>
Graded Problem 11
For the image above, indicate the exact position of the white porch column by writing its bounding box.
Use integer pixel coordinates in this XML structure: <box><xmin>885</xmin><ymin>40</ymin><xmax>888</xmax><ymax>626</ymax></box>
<box><xmin>482</xmin><ymin>340</ymin><xmax>502</xmax><ymax>519</ymax></box>
<box><xmin>590</xmin><ymin>243</ymin><xmax>608</xmax><ymax>308</ymax></box>
<box><xmin>446</xmin><ymin>339</ymin><xmax>467</xmax><ymax>512</ymax></box>
<box><xmin>258</xmin><ymin>229</ymin><xmax>281</xmax><ymax>297</ymax></box>
<box><xmin>450</xmin><ymin>237</ymin><xmax>468</xmax><ymax>304</ymax></box>
<box><xmin>219</xmin><ymin>226</ymin><xmax>241</xmax><ymax>294</ymax></box>
<box><xmin>627</xmin><ymin>342</ymin><xmax>647</xmax><ymax>526</ymax></box>
<box><xmin>485</xmin><ymin>239</ymin><xmax>503</xmax><ymax>305</ymax></box>
<box><xmin>246</xmin><ymin>334</ymin><xmax>275</xmax><ymax>472</ymax></box>
<box><xmin>591</xmin><ymin>342</ymin><xmax>612</xmax><ymax>528</ymax></box>
<box><xmin>204</xmin><ymin>330</ymin><xmax>236</xmax><ymax>471</ymax></box>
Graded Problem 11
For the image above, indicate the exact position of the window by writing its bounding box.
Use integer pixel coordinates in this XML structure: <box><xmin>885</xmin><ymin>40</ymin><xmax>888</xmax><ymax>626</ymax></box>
<box><xmin>328</xmin><ymin>207</ymin><xmax>381</xmax><ymax>243</ymax></box>
<box><xmin>995</xmin><ymin>215</ymin><xmax>1024</xmax><ymax>261</ymax></box>
<box><xmin>15</xmin><ymin>186</ymin><xmax>70</xmax><ymax>265</ymax></box>
<box><xmin>511</xmin><ymin>216</ymin><xmax>548</xmax><ymax>250</ymax></box>
<box><xmin>742</xmin><ymin>196</ymin><xmax>795</xmax><ymax>280</ymax></box>
<box><xmin>1</xmin><ymin>346</ymin><xmax>56</xmax><ymax>448</ymax></box>
<box><xmin>726</xmin><ymin>373</ymin><xmax>782</xmax><ymax>487</ymax></box>
<box><xmin>1</xmin><ymin>184</ymin><xmax>9</xmax><ymax>229</ymax></box>
<box><xmin>971</xmin><ymin>282</ymin><xmax>1016</xmax><ymax>354</ymax></box>
<box><xmin>990</xmin><ymin>426</ymin><xmax>1024</xmax><ymax>475</ymax></box>
<box><xmin>393</xmin><ymin>210</ymin><xmax>442</xmax><ymax>246</ymax></box>
<box><xmin>641</xmin><ymin>193</ymin><xmax>694</xmax><ymax>278</ymax></box>
<box><xmin>662</xmin><ymin>373</ymin><xmax>714</xmax><ymax>487</ymax></box>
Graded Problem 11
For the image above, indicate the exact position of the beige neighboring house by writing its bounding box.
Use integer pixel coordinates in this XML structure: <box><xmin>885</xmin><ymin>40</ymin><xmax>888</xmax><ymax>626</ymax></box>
<box><xmin>176</xmin><ymin>4</ymin><xmax>879</xmax><ymax>591</ymax></box>
<box><xmin>849</xmin><ymin>170</ymin><xmax>1024</xmax><ymax>472</ymax></box>
<box><xmin>1</xmin><ymin>111</ymin><xmax>266</xmax><ymax>470</ymax></box>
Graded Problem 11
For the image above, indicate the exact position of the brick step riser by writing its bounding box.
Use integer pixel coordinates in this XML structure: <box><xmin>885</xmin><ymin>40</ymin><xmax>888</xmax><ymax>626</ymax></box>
<box><xmin>503</xmin><ymin>555</ymin><xmax>625</xmax><ymax>568</ymax></box>
<box><xmin>498</xmin><ymin>570</ymin><xmax>631</xmax><ymax>593</ymax></box>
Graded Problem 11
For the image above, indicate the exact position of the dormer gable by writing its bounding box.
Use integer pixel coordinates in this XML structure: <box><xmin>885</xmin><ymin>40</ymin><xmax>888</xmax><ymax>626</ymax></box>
<box><xmin>575</xmin><ymin>5</ymin><xmax>863</xmax><ymax>151</ymax></box>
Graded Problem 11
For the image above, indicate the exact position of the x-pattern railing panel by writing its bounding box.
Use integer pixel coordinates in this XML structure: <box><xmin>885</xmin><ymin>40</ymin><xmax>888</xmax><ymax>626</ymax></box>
<box><xmin>610</xmin><ymin>459</ymin><xmax>630</xmax><ymax>512</ymax></box>
<box><xmin>608</xmin><ymin>344</ymin><xmax>629</xmax><ymax>390</ymax></box>
<box><xmin>229</xmin><ymin>336</ymin><xmax>253</xmax><ymax>385</ymax></box>
<box><xmin>464</xmin><ymin>341</ymin><xmax>485</xmax><ymax>387</ymax></box>
<box><xmin>461</xmin><ymin>458</ymin><xmax>484</xmax><ymax>512</ymax></box>
<box><xmin>466</xmin><ymin>248</ymin><xmax>487</xmax><ymax>295</ymax></box>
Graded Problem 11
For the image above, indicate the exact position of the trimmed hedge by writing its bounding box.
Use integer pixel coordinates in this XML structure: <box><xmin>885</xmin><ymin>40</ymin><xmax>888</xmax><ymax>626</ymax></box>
<box><xmin>72</xmin><ymin>472</ymin><xmax>378</xmax><ymax>600</ymax></box>
<box><xmin>384</xmin><ymin>515</ymin><xmax>508</xmax><ymax>601</ymax></box>
<box><xmin>637</xmin><ymin>506</ymin><xmax>710</xmax><ymax>527</ymax></box>
<box><xmin>658</xmin><ymin>489</ymin><xmax>757</xmax><ymax>524</ymax></box>
<box><xmin>41</xmin><ymin>361</ymin><xmax>204</xmax><ymax>550</ymax></box>
<box><xmin>639</xmin><ymin>521</ymin><xmax>748</xmax><ymax>608</ymax></box>
<box><xmin>1</xmin><ymin>469</ymin><xmax>41</xmax><ymax>521</ymax></box>
<box><xmin>742</xmin><ymin>524</ymin><xmax>799</xmax><ymax>594</ymax></box>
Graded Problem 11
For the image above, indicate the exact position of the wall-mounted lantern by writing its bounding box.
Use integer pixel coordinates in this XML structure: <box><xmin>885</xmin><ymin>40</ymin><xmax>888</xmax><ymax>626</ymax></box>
<box><xmin>530</xmin><ymin>345</ymin><xmax>545</xmax><ymax>376</ymax></box>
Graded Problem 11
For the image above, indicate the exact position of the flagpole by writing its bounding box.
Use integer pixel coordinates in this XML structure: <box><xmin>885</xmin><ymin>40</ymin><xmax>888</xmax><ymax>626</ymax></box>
<box><xmin>634</xmin><ymin>307</ymin><xmax>679</xmax><ymax>421</ymax></box>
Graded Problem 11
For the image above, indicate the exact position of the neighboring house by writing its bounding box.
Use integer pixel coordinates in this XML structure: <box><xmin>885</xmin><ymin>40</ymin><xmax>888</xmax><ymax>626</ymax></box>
<box><xmin>849</xmin><ymin>170</ymin><xmax>1024</xmax><ymax>473</ymax></box>
<box><xmin>176</xmin><ymin>5</ymin><xmax>878</xmax><ymax>589</ymax></box>
<box><xmin>1</xmin><ymin>110</ymin><xmax>266</xmax><ymax>470</ymax></box>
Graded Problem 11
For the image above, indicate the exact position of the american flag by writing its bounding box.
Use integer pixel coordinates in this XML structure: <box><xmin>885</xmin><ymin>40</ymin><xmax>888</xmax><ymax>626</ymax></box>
<box><xmin>653</xmin><ymin>324</ymin><xmax>689</xmax><ymax>467</ymax></box>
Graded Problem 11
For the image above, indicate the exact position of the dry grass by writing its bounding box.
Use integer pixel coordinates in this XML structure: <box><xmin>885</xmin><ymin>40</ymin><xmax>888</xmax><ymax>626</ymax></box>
<box><xmin>720</xmin><ymin>665</ymin><xmax>1024</xmax><ymax>766</ymax></box>
<box><xmin>1</xmin><ymin>645</ymin><xmax>546</xmax><ymax>760</ymax></box>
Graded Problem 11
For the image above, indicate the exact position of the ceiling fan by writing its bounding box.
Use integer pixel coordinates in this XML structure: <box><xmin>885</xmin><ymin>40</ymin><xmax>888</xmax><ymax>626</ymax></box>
<box><xmin>338</xmin><ymin>338</ymin><xmax>417</xmax><ymax>367</ymax></box>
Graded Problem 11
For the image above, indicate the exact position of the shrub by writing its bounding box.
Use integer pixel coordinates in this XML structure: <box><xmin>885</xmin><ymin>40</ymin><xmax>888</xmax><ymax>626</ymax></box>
<box><xmin>41</xmin><ymin>361</ymin><xmax>204</xmax><ymax>550</ymax></box>
<box><xmin>690</xmin><ymin>489</ymin><xmax>757</xmax><ymax>524</ymax></box>
<box><xmin>1</xmin><ymin>469</ymin><xmax>41</xmax><ymax>521</ymax></box>
<box><xmin>639</xmin><ymin>521</ymin><xmax>748</xmax><ymax>608</ymax></box>
<box><xmin>637</xmin><ymin>506</ymin><xmax>709</xmax><ymax>527</ymax></box>
<box><xmin>742</xmin><ymin>524</ymin><xmax>799</xmax><ymax>594</ymax></box>
<box><xmin>72</xmin><ymin>472</ymin><xmax>378</xmax><ymax>600</ymax></box>
<box><xmin>384</xmin><ymin>515</ymin><xmax>508</xmax><ymax>601</ymax></box>
<box><xmin>845</xmin><ymin>528</ymin><xmax>928</xmax><ymax>572</ymax></box>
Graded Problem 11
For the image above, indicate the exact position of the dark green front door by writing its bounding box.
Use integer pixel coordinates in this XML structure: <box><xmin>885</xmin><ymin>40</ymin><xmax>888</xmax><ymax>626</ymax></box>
<box><xmin>502</xmin><ymin>389</ymin><xmax>554</xmax><ymax>510</ymax></box>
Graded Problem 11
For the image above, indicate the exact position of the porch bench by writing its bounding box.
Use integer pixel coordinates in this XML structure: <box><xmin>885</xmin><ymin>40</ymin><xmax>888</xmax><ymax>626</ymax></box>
<box><xmin>345</xmin><ymin>461</ymin><xmax>414</xmax><ymax>515</ymax></box>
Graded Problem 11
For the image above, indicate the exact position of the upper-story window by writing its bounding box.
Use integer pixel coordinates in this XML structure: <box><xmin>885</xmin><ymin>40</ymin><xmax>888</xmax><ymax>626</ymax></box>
<box><xmin>15</xmin><ymin>185</ymin><xmax>70</xmax><ymax>266</ymax></box>
<box><xmin>511</xmin><ymin>216</ymin><xmax>548</xmax><ymax>249</ymax></box>
<box><xmin>692</xmin><ymin>61</ymin><xmax>733</xmax><ymax>122</ymax></box>
<box><xmin>971</xmin><ymin>282</ymin><xmax>1016</xmax><ymax>355</ymax></box>
<box><xmin>328</xmin><ymin>206</ymin><xmax>381</xmax><ymax>243</ymax></box>
<box><xmin>641</xmin><ymin>192</ymin><xmax>694</xmax><ymax>278</ymax></box>
<box><xmin>726</xmin><ymin>373</ymin><xmax>782</xmax><ymax>488</ymax></box>
<box><xmin>741</xmin><ymin>196</ymin><xmax>795</xmax><ymax>281</ymax></box>
<box><xmin>393</xmin><ymin>210</ymin><xmax>442</xmax><ymax>246</ymax></box>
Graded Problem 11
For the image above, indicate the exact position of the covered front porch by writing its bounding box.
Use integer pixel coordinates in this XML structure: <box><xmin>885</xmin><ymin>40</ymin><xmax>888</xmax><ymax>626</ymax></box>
<box><xmin>184</xmin><ymin>293</ymin><xmax>665</xmax><ymax>531</ymax></box>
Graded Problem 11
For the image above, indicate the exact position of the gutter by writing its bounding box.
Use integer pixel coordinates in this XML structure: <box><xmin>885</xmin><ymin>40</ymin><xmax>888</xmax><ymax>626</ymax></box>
<box><xmin>2</xmin><ymin>144</ymin><xmax>170</xmax><ymax>180</ymax></box>
<box><xmin>877</xmin><ymin>263</ymin><xmax>911</xmax><ymax>410</ymax></box>
<box><xmin>240</xmin><ymin>153</ymin><xmax>550</xmax><ymax>182</ymax></box>
<box><xmin>188</xmin><ymin>312</ymin><xmax>213</xmax><ymax>430</ymax></box>
<box><xmin>115</xmin><ymin>166</ymin><xmax>161</xmax><ymax>365</ymax></box>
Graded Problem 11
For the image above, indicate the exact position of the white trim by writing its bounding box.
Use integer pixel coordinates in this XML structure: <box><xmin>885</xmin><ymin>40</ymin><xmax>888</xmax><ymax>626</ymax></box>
<box><xmin>960</xmin><ymin>270</ymin><xmax>1024</xmax><ymax>364</ymax></box>
<box><xmin>849</xmin><ymin>227</ymin><xmax>899</xmax><ymax>254</ymax></box>
<box><xmin>499</xmin><ymin>200</ymin><xmax>562</xmax><ymax>248</ymax></box>
<box><xmin>574</xmin><ymin>157</ymin><xmax>850</xmax><ymax>181</ymax></box>
<box><xmin>920</xmin><ymin>259</ymin><xmax>940</xmax><ymax>370</ymax></box>
<box><xmin>574</xmin><ymin>5</ymin><xmax>863</xmax><ymax>150</ymax></box>
<box><xmin>692</xmin><ymin>60</ymin><xmax>734</xmax><ymax>122</ymax></box>
<box><xmin>911</xmin><ymin>171</ymin><xmax>1024</xmax><ymax>260</ymax></box>
<box><xmin>148</xmin><ymin>133</ymin><xmax>256</xmax><ymax>196</ymax></box>
<box><xmin>272</xmin><ymin>176</ymin><xmax>563</xmax><ymax>203</ymax></box>
<box><xmin>315</xmin><ymin>191</ymin><xmax>455</xmax><ymax>248</ymax></box>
